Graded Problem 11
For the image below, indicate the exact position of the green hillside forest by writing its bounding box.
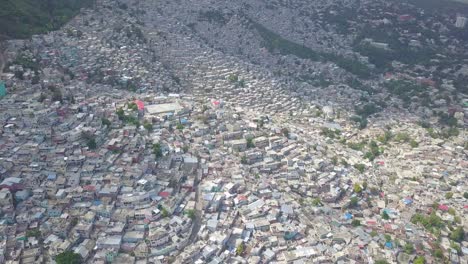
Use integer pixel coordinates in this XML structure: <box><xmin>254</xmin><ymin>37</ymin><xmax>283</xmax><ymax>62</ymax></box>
<box><xmin>0</xmin><ymin>0</ymin><xmax>93</xmax><ymax>39</ymax></box>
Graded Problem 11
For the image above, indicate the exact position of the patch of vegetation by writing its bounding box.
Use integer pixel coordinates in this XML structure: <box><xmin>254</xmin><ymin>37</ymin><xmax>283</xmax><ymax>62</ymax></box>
<box><xmin>350</xmin><ymin>115</ymin><xmax>368</xmax><ymax>129</ymax></box>
<box><xmin>26</xmin><ymin>228</ymin><xmax>41</xmax><ymax>238</ymax></box>
<box><xmin>152</xmin><ymin>143</ymin><xmax>163</xmax><ymax>158</ymax></box>
<box><xmin>320</xmin><ymin>127</ymin><xmax>341</xmax><ymax>139</ymax></box>
<box><xmin>353</xmin><ymin>183</ymin><xmax>362</xmax><ymax>193</ymax></box>
<box><xmin>351</xmin><ymin>219</ymin><xmax>361</xmax><ymax>226</ymax></box>
<box><xmin>404</xmin><ymin>242</ymin><xmax>414</xmax><ymax>254</ymax></box>
<box><xmin>384</xmin><ymin>80</ymin><xmax>429</xmax><ymax>108</ymax></box>
<box><xmin>413</xmin><ymin>256</ymin><xmax>425</xmax><ymax>264</ymax></box>
<box><xmin>236</xmin><ymin>243</ymin><xmax>245</xmax><ymax>255</ymax></box>
<box><xmin>246</xmin><ymin>138</ymin><xmax>254</xmax><ymax>148</ymax></box>
<box><xmin>55</xmin><ymin>251</ymin><xmax>82</xmax><ymax>264</ymax></box>
<box><xmin>0</xmin><ymin>0</ymin><xmax>93</xmax><ymax>39</ymax></box>
<box><xmin>143</xmin><ymin>121</ymin><xmax>153</xmax><ymax>131</ymax></box>
<box><xmin>252</xmin><ymin>21</ymin><xmax>372</xmax><ymax>78</ymax></box>
<box><xmin>382</xmin><ymin>211</ymin><xmax>390</xmax><ymax>220</ymax></box>
<box><xmin>450</xmin><ymin>226</ymin><xmax>465</xmax><ymax>242</ymax></box>
<box><xmin>364</xmin><ymin>140</ymin><xmax>382</xmax><ymax>161</ymax></box>
<box><xmin>346</xmin><ymin>78</ymin><xmax>376</xmax><ymax>94</ymax></box>
<box><xmin>375</xmin><ymin>260</ymin><xmax>389</xmax><ymax>264</ymax></box>
<box><xmin>348</xmin><ymin>140</ymin><xmax>367</xmax><ymax>151</ymax></box>
<box><xmin>411</xmin><ymin>212</ymin><xmax>444</xmax><ymax>233</ymax></box>
<box><xmin>354</xmin><ymin>163</ymin><xmax>366</xmax><ymax>173</ymax></box>
<box><xmin>185</xmin><ymin>209</ymin><xmax>196</xmax><ymax>220</ymax></box>
<box><xmin>349</xmin><ymin>196</ymin><xmax>359</xmax><ymax>208</ymax></box>
<box><xmin>377</xmin><ymin>130</ymin><xmax>393</xmax><ymax>144</ymax></box>
<box><xmin>240</xmin><ymin>156</ymin><xmax>248</xmax><ymax>164</ymax></box>
<box><xmin>115</xmin><ymin>107</ymin><xmax>139</xmax><ymax>126</ymax></box>
<box><xmin>355</xmin><ymin>103</ymin><xmax>380</xmax><ymax>118</ymax></box>
<box><xmin>198</xmin><ymin>10</ymin><xmax>227</xmax><ymax>24</ymax></box>
<box><xmin>101</xmin><ymin>118</ymin><xmax>111</xmax><ymax>127</ymax></box>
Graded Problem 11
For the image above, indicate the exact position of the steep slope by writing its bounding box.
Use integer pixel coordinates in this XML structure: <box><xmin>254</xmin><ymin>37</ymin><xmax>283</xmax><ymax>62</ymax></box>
<box><xmin>0</xmin><ymin>0</ymin><xmax>93</xmax><ymax>39</ymax></box>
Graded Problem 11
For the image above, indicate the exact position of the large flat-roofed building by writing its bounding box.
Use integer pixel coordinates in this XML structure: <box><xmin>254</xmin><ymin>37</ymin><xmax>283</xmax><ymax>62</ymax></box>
<box><xmin>146</xmin><ymin>103</ymin><xmax>183</xmax><ymax>115</ymax></box>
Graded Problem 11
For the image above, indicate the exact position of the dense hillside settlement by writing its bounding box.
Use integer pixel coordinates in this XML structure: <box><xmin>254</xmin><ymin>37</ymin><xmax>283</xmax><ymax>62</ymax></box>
<box><xmin>0</xmin><ymin>0</ymin><xmax>466</xmax><ymax>263</ymax></box>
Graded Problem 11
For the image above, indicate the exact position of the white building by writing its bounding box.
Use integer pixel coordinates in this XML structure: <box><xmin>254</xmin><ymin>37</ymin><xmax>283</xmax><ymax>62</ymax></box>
<box><xmin>455</xmin><ymin>15</ymin><xmax>467</xmax><ymax>28</ymax></box>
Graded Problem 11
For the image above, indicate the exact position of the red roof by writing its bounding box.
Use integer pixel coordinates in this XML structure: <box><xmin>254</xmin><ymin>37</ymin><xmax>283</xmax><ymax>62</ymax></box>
<box><xmin>159</xmin><ymin>191</ymin><xmax>170</xmax><ymax>198</ymax></box>
<box><xmin>135</xmin><ymin>100</ymin><xmax>144</xmax><ymax>111</ymax></box>
<box><xmin>237</xmin><ymin>195</ymin><xmax>247</xmax><ymax>201</ymax></box>
<box><xmin>398</xmin><ymin>14</ymin><xmax>414</xmax><ymax>21</ymax></box>
<box><xmin>438</xmin><ymin>204</ymin><xmax>449</xmax><ymax>211</ymax></box>
<box><xmin>83</xmin><ymin>185</ymin><xmax>96</xmax><ymax>192</ymax></box>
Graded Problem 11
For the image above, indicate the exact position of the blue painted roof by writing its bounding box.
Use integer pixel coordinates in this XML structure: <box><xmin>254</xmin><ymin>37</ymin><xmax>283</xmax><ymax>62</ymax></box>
<box><xmin>344</xmin><ymin>212</ymin><xmax>353</xmax><ymax>220</ymax></box>
<box><xmin>0</xmin><ymin>81</ymin><xmax>6</xmax><ymax>97</ymax></box>
<box><xmin>47</xmin><ymin>172</ymin><xmax>57</xmax><ymax>180</ymax></box>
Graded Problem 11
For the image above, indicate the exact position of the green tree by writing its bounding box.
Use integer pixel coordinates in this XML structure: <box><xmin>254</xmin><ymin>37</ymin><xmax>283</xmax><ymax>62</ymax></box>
<box><xmin>228</xmin><ymin>74</ymin><xmax>239</xmax><ymax>83</ymax></box>
<box><xmin>152</xmin><ymin>143</ymin><xmax>163</xmax><ymax>158</ymax></box>
<box><xmin>246</xmin><ymin>138</ymin><xmax>254</xmax><ymax>148</ymax></box>
<box><xmin>353</xmin><ymin>183</ymin><xmax>362</xmax><ymax>193</ymax></box>
<box><xmin>311</xmin><ymin>198</ymin><xmax>322</xmax><ymax>207</ymax></box>
<box><xmin>236</xmin><ymin>243</ymin><xmax>244</xmax><ymax>255</ymax></box>
<box><xmin>87</xmin><ymin>138</ymin><xmax>97</xmax><ymax>149</ymax></box>
<box><xmin>448</xmin><ymin>208</ymin><xmax>456</xmax><ymax>216</ymax></box>
<box><xmin>382</xmin><ymin>211</ymin><xmax>390</xmax><ymax>220</ymax></box>
<box><xmin>450</xmin><ymin>227</ymin><xmax>465</xmax><ymax>242</ymax></box>
<box><xmin>404</xmin><ymin>242</ymin><xmax>414</xmax><ymax>254</ymax></box>
<box><xmin>116</xmin><ymin>107</ymin><xmax>125</xmax><ymax>120</ymax></box>
<box><xmin>128</xmin><ymin>102</ymin><xmax>138</xmax><ymax>111</ymax></box>
<box><xmin>349</xmin><ymin>197</ymin><xmax>359</xmax><ymax>208</ymax></box>
<box><xmin>410</xmin><ymin>139</ymin><xmax>419</xmax><ymax>148</ymax></box>
<box><xmin>281</xmin><ymin>128</ymin><xmax>289</xmax><ymax>138</ymax></box>
<box><xmin>240</xmin><ymin>156</ymin><xmax>248</xmax><ymax>164</ymax></box>
<box><xmin>331</xmin><ymin>156</ymin><xmax>338</xmax><ymax>165</ymax></box>
<box><xmin>161</xmin><ymin>208</ymin><xmax>169</xmax><ymax>218</ymax></box>
<box><xmin>31</xmin><ymin>75</ymin><xmax>40</xmax><ymax>84</ymax></box>
<box><xmin>374</xmin><ymin>260</ymin><xmax>389</xmax><ymax>264</ymax></box>
<box><xmin>413</xmin><ymin>256</ymin><xmax>425</xmax><ymax>264</ymax></box>
<box><xmin>101</xmin><ymin>118</ymin><xmax>111</xmax><ymax>127</ymax></box>
<box><xmin>464</xmin><ymin>192</ymin><xmax>468</xmax><ymax>199</ymax></box>
<box><xmin>433</xmin><ymin>248</ymin><xmax>444</xmax><ymax>259</ymax></box>
<box><xmin>445</xmin><ymin>192</ymin><xmax>453</xmax><ymax>199</ymax></box>
<box><xmin>176</xmin><ymin>123</ymin><xmax>184</xmax><ymax>130</ymax></box>
<box><xmin>451</xmin><ymin>241</ymin><xmax>461</xmax><ymax>254</ymax></box>
<box><xmin>182</xmin><ymin>145</ymin><xmax>189</xmax><ymax>153</ymax></box>
<box><xmin>354</xmin><ymin>163</ymin><xmax>365</xmax><ymax>173</ymax></box>
<box><xmin>185</xmin><ymin>209</ymin><xmax>196</xmax><ymax>220</ymax></box>
<box><xmin>55</xmin><ymin>251</ymin><xmax>82</xmax><ymax>264</ymax></box>
<box><xmin>384</xmin><ymin>234</ymin><xmax>392</xmax><ymax>242</ymax></box>
<box><xmin>351</xmin><ymin>219</ymin><xmax>361</xmax><ymax>227</ymax></box>
<box><xmin>26</xmin><ymin>229</ymin><xmax>41</xmax><ymax>238</ymax></box>
<box><xmin>143</xmin><ymin>121</ymin><xmax>153</xmax><ymax>131</ymax></box>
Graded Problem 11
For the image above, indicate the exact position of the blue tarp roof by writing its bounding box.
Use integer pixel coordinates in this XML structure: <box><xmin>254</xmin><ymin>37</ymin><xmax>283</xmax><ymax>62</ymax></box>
<box><xmin>403</xmin><ymin>198</ymin><xmax>413</xmax><ymax>205</ymax></box>
<box><xmin>47</xmin><ymin>173</ymin><xmax>57</xmax><ymax>180</ymax></box>
<box><xmin>344</xmin><ymin>212</ymin><xmax>353</xmax><ymax>220</ymax></box>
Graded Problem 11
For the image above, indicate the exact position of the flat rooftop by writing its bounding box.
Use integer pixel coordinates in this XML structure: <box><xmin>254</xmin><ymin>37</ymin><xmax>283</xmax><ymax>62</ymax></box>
<box><xmin>146</xmin><ymin>103</ymin><xmax>183</xmax><ymax>114</ymax></box>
